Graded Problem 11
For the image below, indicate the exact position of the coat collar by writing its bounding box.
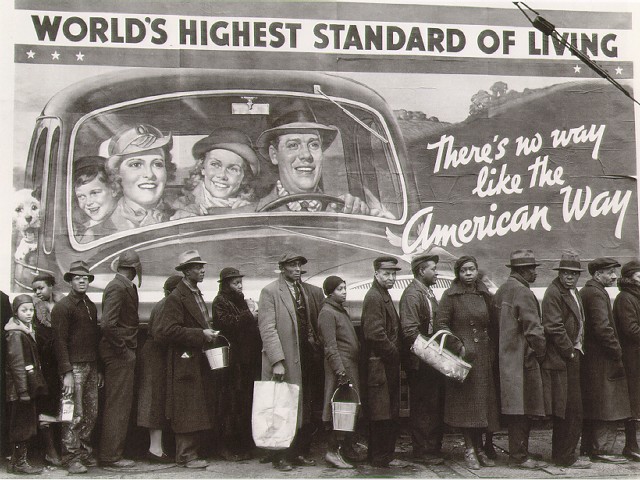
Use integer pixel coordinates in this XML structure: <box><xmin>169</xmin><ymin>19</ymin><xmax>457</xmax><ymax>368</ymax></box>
<box><xmin>509</xmin><ymin>272</ymin><xmax>530</xmax><ymax>288</ymax></box>
<box><xmin>551</xmin><ymin>277</ymin><xmax>583</xmax><ymax>320</ymax></box>
<box><xmin>324</xmin><ymin>296</ymin><xmax>347</xmax><ymax>314</ymax></box>
<box><xmin>447</xmin><ymin>278</ymin><xmax>490</xmax><ymax>296</ymax></box>
<box><xmin>584</xmin><ymin>278</ymin><xmax>607</xmax><ymax>294</ymax></box>
<box><xmin>4</xmin><ymin>317</ymin><xmax>35</xmax><ymax>339</ymax></box>
<box><xmin>372</xmin><ymin>278</ymin><xmax>392</xmax><ymax>301</ymax></box>
<box><xmin>175</xmin><ymin>280</ymin><xmax>209</xmax><ymax>329</ymax></box>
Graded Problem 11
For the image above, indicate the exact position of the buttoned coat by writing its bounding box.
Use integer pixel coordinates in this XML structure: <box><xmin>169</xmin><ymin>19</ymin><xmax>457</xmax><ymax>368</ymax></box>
<box><xmin>361</xmin><ymin>278</ymin><xmax>401</xmax><ymax>421</ymax></box>
<box><xmin>99</xmin><ymin>274</ymin><xmax>139</xmax><ymax>352</ymax></box>
<box><xmin>258</xmin><ymin>275</ymin><xmax>324</xmax><ymax>427</ymax></box>
<box><xmin>579</xmin><ymin>279</ymin><xmax>630</xmax><ymax>421</ymax></box>
<box><xmin>541</xmin><ymin>276</ymin><xmax>584</xmax><ymax>417</ymax></box>
<box><xmin>399</xmin><ymin>278</ymin><xmax>436</xmax><ymax>371</ymax></box>
<box><xmin>613</xmin><ymin>279</ymin><xmax>640</xmax><ymax>417</ymax></box>
<box><xmin>155</xmin><ymin>280</ymin><xmax>215</xmax><ymax>434</ymax></box>
<box><xmin>493</xmin><ymin>273</ymin><xmax>546</xmax><ymax>416</ymax></box>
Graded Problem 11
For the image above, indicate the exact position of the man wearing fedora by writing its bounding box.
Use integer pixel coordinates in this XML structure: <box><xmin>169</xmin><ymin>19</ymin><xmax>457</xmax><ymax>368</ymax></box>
<box><xmin>541</xmin><ymin>252</ymin><xmax>591</xmax><ymax>469</ymax></box>
<box><xmin>255</xmin><ymin>101</ymin><xmax>394</xmax><ymax>218</ymax></box>
<box><xmin>51</xmin><ymin>260</ymin><xmax>103</xmax><ymax>474</ymax></box>
<box><xmin>98</xmin><ymin>250</ymin><xmax>142</xmax><ymax>468</ymax></box>
<box><xmin>258</xmin><ymin>251</ymin><xmax>325</xmax><ymax>472</ymax></box>
<box><xmin>493</xmin><ymin>250</ymin><xmax>547</xmax><ymax>469</ymax></box>
<box><xmin>155</xmin><ymin>250</ymin><xmax>219</xmax><ymax>469</ymax></box>
<box><xmin>399</xmin><ymin>253</ymin><xmax>445</xmax><ymax>466</ymax></box>
<box><xmin>579</xmin><ymin>258</ymin><xmax>630</xmax><ymax>464</ymax></box>
<box><xmin>362</xmin><ymin>256</ymin><xmax>408</xmax><ymax>468</ymax></box>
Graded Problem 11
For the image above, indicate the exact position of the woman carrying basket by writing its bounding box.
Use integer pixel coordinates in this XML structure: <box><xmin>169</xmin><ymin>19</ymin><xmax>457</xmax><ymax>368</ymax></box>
<box><xmin>317</xmin><ymin>276</ymin><xmax>364</xmax><ymax>469</ymax></box>
<box><xmin>435</xmin><ymin>255</ymin><xmax>500</xmax><ymax>470</ymax></box>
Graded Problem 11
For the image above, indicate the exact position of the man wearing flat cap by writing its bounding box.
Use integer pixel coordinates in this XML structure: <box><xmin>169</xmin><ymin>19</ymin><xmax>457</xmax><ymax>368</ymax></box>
<box><xmin>362</xmin><ymin>256</ymin><xmax>407</xmax><ymax>468</ymax></box>
<box><xmin>258</xmin><ymin>251</ymin><xmax>325</xmax><ymax>471</ymax></box>
<box><xmin>399</xmin><ymin>253</ymin><xmax>444</xmax><ymax>466</ymax></box>
<box><xmin>255</xmin><ymin>101</ymin><xmax>394</xmax><ymax>219</ymax></box>
<box><xmin>155</xmin><ymin>250</ymin><xmax>219</xmax><ymax>469</ymax></box>
<box><xmin>579</xmin><ymin>258</ymin><xmax>630</xmax><ymax>464</ymax></box>
<box><xmin>98</xmin><ymin>250</ymin><xmax>142</xmax><ymax>468</ymax></box>
<box><xmin>541</xmin><ymin>253</ymin><xmax>591</xmax><ymax>469</ymax></box>
<box><xmin>51</xmin><ymin>260</ymin><xmax>102</xmax><ymax>474</ymax></box>
<box><xmin>493</xmin><ymin>250</ymin><xmax>547</xmax><ymax>469</ymax></box>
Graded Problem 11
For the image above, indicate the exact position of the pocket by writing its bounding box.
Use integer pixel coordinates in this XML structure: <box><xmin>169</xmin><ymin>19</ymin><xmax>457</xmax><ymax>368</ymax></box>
<box><xmin>368</xmin><ymin>357</ymin><xmax>388</xmax><ymax>387</ymax></box>
<box><xmin>174</xmin><ymin>351</ymin><xmax>197</xmax><ymax>382</ymax></box>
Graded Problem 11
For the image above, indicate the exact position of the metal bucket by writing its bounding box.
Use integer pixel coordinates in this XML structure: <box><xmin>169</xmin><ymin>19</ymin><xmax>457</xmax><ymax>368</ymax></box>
<box><xmin>204</xmin><ymin>335</ymin><xmax>230</xmax><ymax>370</ymax></box>
<box><xmin>331</xmin><ymin>384</ymin><xmax>360</xmax><ymax>432</ymax></box>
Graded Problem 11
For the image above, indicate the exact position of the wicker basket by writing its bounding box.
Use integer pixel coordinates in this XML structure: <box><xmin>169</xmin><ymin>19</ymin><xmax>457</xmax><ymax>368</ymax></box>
<box><xmin>410</xmin><ymin>330</ymin><xmax>471</xmax><ymax>383</ymax></box>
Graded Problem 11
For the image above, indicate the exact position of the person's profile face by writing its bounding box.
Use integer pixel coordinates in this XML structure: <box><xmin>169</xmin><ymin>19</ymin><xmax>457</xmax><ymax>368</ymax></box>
<box><xmin>32</xmin><ymin>280</ymin><xmax>52</xmax><ymax>302</ymax></box>
<box><xmin>281</xmin><ymin>260</ymin><xmax>303</xmax><ymax>282</ymax></box>
<box><xmin>269</xmin><ymin>132</ymin><xmax>323</xmax><ymax>194</ymax></box>
<box><xmin>596</xmin><ymin>267</ymin><xmax>617</xmax><ymax>287</ymax></box>
<box><xmin>520</xmin><ymin>266</ymin><xmax>537</xmax><ymax>284</ymax></box>
<box><xmin>330</xmin><ymin>282</ymin><xmax>347</xmax><ymax>304</ymax></box>
<box><xmin>201</xmin><ymin>149</ymin><xmax>245</xmax><ymax>199</ymax></box>
<box><xmin>118</xmin><ymin>148</ymin><xmax>167</xmax><ymax>209</ymax></box>
<box><xmin>420</xmin><ymin>261</ymin><xmax>438</xmax><ymax>287</ymax></box>
<box><xmin>228</xmin><ymin>277</ymin><xmax>243</xmax><ymax>294</ymax></box>
<box><xmin>70</xmin><ymin>275</ymin><xmax>90</xmax><ymax>294</ymax></box>
<box><xmin>184</xmin><ymin>264</ymin><xmax>205</xmax><ymax>284</ymax></box>
<box><xmin>75</xmin><ymin>176</ymin><xmax>118</xmax><ymax>222</ymax></box>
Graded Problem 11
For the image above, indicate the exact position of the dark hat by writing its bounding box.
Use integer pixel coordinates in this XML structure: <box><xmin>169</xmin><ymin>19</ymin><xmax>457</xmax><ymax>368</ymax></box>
<box><xmin>63</xmin><ymin>260</ymin><xmax>94</xmax><ymax>283</ymax></box>
<box><xmin>163</xmin><ymin>275</ymin><xmax>183</xmax><ymax>293</ymax></box>
<box><xmin>192</xmin><ymin>128</ymin><xmax>260</xmax><ymax>176</ymax></box>
<box><xmin>621</xmin><ymin>260</ymin><xmax>640</xmax><ymax>278</ymax></box>
<box><xmin>374</xmin><ymin>256</ymin><xmax>401</xmax><ymax>271</ymax></box>
<box><xmin>218</xmin><ymin>267</ymin><xmax>244</xmax><ymax>283</ymax></box>
<box><xmin>411</xmin><ymin>253</ymin><xmax>439</xmax><ymax>271</ymax></box>
<box><xmin>73</xmin><ymin>156</ymin><xmax>107</xmax><ymax>176</ymax></box>
<box><xmin>32</xmin><ymin>272</ymin><xmax>56</xmax><ymax>286</ymax></box>
<box><xmin>506</xmin><ymin>249</ymin><xmax>541</xmax><ymax>268</ymax></box>
<box><xmin>323</xmin><ymin>275</ymin><xmax>345</xmax><ymax>296</ymax></box>
<box><xmin>175</xmin><ymin>250</ymin><xmax>207</xmax><ymax>271</ymax></box>
<box><xmin>278</xmin><ymin>251</ymin><xmax>308</xmax><ymax>266</ymax></box>
<box><xmin>552</xmin><ymin>252</ymin><xmax>585</xmax><ymax>272</ymax></box>
<box><xmin>454</xmin><ymin>255</ymin><xmax>478</xmax><ymax>278</ymax></box>
<box><xmin>110</xmin><ymin>250</ymin><xmax>142</xmax><ymax>287</ymax></box>
<box><xmin>106</xmin><ymin>124</ymin><xmax>172</xmax><ymax>172</ymax></box>
<box><xmin>256</xmin><ymin>100</ymin><xmax>338</xmax><ymax>158</ymax></box>
<box><xmin>12</xmin><ymin>294</ymin><xmax>34</xmax><ymax>314</ymax></box>
<box><xmin>588</xmin><ymin>257</ymin><xmax>621</xmax><ymax>276</ymax></box>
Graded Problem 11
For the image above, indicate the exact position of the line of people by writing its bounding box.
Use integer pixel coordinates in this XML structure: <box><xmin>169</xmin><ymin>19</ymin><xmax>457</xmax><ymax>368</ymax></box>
<box><xmin>5</xmin><ymin>247</ymin><xmax>640</xmax><ymax>474</ymax></box>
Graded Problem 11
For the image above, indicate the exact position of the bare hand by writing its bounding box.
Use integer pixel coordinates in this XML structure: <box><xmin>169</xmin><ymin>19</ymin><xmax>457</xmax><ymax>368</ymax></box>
<box><xmin>329</xmin><ymin>193</ymin><xmax>370</xmax><ymax>216</ymax></box>
<box><xmin>203</xmin><ymin>329</ymin><xmax>219</xmax><ymax>342</ymax></box>
<box><xmin>460</xmin><ymin>346</ymin><xmax>466</xmax><ymax>358</ymax></box>
<box><xmin>272</xmin><ymin>362</ymin><xmax>285</xmax><ymax>382</ymax></box>
<box><xmin>97</xmin><ymin>372</ymin><xmax>104</xmax><ymax>389</ymax></box>
<box><xmin>247</xmin><ymin>299</ymin><xmax>258</xmax><ymax>318</ymax></box>
<box><xmin>62</xmin><ymin>372</ymin><xmax>74</xmax><ymax>396</ymax></box>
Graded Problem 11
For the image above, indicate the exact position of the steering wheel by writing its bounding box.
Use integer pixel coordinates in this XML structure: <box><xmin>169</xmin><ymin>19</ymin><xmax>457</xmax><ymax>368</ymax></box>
<box><xmin>257</xmin><ymin>193</ymin><xmax>346</xmax><ymax>213</ymax></box>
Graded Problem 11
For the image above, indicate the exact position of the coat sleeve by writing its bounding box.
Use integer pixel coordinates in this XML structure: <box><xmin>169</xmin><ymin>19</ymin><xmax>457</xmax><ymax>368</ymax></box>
<box><xmin>155</xmin><ymin>293</ymin><xmax>207</xmax><ymax>348</ymax></box>
<box><xmin>6</xmin><ymin>331</ymin><xmax>29</xmax><ymax>396</ymax></box>
<box><xmin>100</xmin><ymin>282</ymin><xmax>125</xmax><ymax>349</ymax></box>
<box><xmin>212</xmin><ymin>295</ymin><xmax>255</xmax><ymax>334</ymax></box>
<box><xmin>581</xmin><ymin>289</ymin><xmax>622</xmax><ymax>361</ymax></box>
<box><xmin>614</xmin><ymin>294</ymin><xmax>640</xmax><ymax>346</ymax></box>
<box><xmin>515</xmin><ymin>289</ymin><xmax>546</xmax><ymax>362</ymax></box>
<box><xmin>434</xmin><ymin>291</ymin><xmax>463</xmax><ymax>354</ymax></box>
<box><xmin>399</xmin><ymin>290</ymin><xmax>423</xmax><ymax>346</ymax></box>
<box><xmin>542</xmin><ymin>289</ymin><xmax>574</xmax><ymax>360</ymax></box>
<box><xmin>51</xmin><ymin>302</ymin><xmax>72</xmax><ymax>375</ymax></box>
<box><xmin>258</xmin><ymin>286</ymin><xmax>285</xmax><ymax>367</ymax></box>
<box><xmin>318</xmin><ymin>308</ymin><xmax>346</xmax><ymax>376</ymax></box>
<box><xmin>362</xmin><ymin>292</ymin><xmax>398</xmax><ymax>361</ymax></box>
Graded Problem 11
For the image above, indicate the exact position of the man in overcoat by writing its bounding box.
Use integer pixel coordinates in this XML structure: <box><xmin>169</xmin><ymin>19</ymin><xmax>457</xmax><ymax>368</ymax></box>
<box><xmin>258</xmin><ymin>251</ymin><xmax>325</xmax><ymax>472</ymax></box>
<box><xmin>155</xmin><ymin>250</ymin><xmax>219</xmax><ymax>468</ymax></box>
<box><xmin>362</xmin><ymin>256</ymin><xmax>408</xmax><ymax>468</ymax></box>
<box><xmin>579</xmin><ymin>258</ymin><xmax>630</xmax><ymax>463</ymax></box>
<box><xmin>399</xmin><ymin>253</ymin><xmax>444</xmax><ymax>466</ymax></box>
<box><xmin>541</xmin><ymin>253</ymin><xmax>591</xmax><ymax>469</ymax></box>
<box><xmin>98</xmin><ymin>250</ymin><xmax>141</xmax><ymax>468</ymax></box>
<box><xmin>493</xmin><ymin>249</ymin><xmax>547</xmax><ymax>469</ymax></box>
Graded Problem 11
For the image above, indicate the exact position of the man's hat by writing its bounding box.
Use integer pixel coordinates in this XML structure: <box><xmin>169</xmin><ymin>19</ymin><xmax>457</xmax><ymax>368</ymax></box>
<box><xmin>505</xmin><ymin>249</ymin><xmax>541</xmax><ymax>268</ymax></box>
<box><xmin>552</xmin><ymin>252</ymin><xmax>585</xmax><ymax>272</ymax></box>
<box><xmin>218</xmin><ymin>267</ymin><xmax>244</xmax><ymax>283</ymax></box>
<box><xmin>192</xmin><ymin>128</ymin><xmax>260</xmax><ymax>176</ymax></box>
<box><xmin>278</xmin><ymin>251</ymin><xmax>308</xmax><ymax>267</ymax></box>
<box><xmin>106</xmin><ymin>124</ymin><xmax>172</xmax><ymax>172</ymax></box>
<box><xmin>588</xmin><ymin>257</ymin><xmax>621</xmax><ymax>276</ymax></box>
<box><xmin>73</xmin><ymin>156</ymin><xmax>107</xmax><ymax>176</ymax></box>
<box><xmin>374</xmin><ymin>256</ymin><xmax>401</xmax><ymax>271</ymax></box>
<box><xmin>63</xmin><ymin>260</ymin><xmax>94</xmax><ymax>283</ymax></box>
<box><xmin>175</xmin><ymin>250</ymin><xmax>207</xmax><ymax>272</ymax></box>
<box><xmin>110</xmin><ymin>250</ymin><xmax>142</xmax><ymax>287</ymax></box>
<box><xmin>256</xmin><ymin>100</ymin><xmax>338</xmax><ymax>158</ymax></box>
<box><xmin>411</xmin><ymin>253</ymin><xmax>439</xmax><ymax>271</ymax></box>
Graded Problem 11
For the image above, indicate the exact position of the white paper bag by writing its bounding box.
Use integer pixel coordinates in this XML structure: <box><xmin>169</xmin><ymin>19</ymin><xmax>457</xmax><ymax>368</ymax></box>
<box><xmin>251</xmin><ymin>381</ymin><xmax>299</xmax><ymax>450</ymax></box>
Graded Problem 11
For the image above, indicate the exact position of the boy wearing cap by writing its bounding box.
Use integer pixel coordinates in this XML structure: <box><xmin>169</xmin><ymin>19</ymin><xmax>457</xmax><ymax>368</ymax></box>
<box><xmin>98</xmin><ymin>250</ymin><xmax>142</xmax><ymax>468</ymax></box>
<box><xmin>51</xmin><ymin>261</ymin><xmax>103</xmax><ymax>474</ymax></box>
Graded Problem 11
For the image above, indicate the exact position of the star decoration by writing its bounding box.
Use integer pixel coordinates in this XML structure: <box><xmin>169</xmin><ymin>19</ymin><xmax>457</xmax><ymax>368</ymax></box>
<box><xmin>51</xmin><ymin>51</ymin><xmax>60</xmax><ymax>60</ymax></box>
<box><xmin>615</xmin><ymin>66</ymin><xmax>623</xmax><ymax>75</ymax></box>
<box><xmin>26</xmin><ymin>50</ymin><xmax>35</xmax><ymax>59</ymax></box>
<box><xmin>573</xmin><ymin>65</ymin><xmax>581</xmax><ymax>74</ymax></box>
<box><xmin>76</xmin><ymin>51</ymin><xmax>84</xmax><ymax>61</ymax></box>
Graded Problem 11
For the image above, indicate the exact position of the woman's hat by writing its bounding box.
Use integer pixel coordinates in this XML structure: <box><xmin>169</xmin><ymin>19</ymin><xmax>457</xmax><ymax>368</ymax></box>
<box><xmin>175</xmin><ymin>250</ymin><xmax>207</xmax><ymax>271</ymax></box>
<box><xmin>106</xmin><ymin>124</ymin><xmax>172</xmax><ymax>172</ymax></box>
<box><xmin>63</xmin><ymin>260</ymin><xmax>94</xmax><ymax>283</ymax></box>
<box><xmin>323</xmin><ymin>275</ymin><xmax>345</xmax><ymax>296</ymax></box>
<box><xmin>552</xmin><ymin>253</ymin><xmax>585</xmax><ymax>272</ymax></box>
<box><xmin>192</xmin><ymin>128</ymin><xmax>260</xmax><ymax>176</ymax></box>
<box><xmin>218</xmin><ymin>267</ymin><xmax>244</xmax><ymax>283</ymax></box>
<box><xmin>12</xmin><ymin>294</ymin><xmax>34</xmax><ymax>314</ymax></box>
<box><xmin>621</xmin><ymin>260</ymin><xmax>640</xmax><ymax>278</ymax></box>
<box><xmin>110</xmin><ymin>250</ymin><xmax>142</xmax><ymax>287</ymax></box>
<box><xmin>32</xmin><ymin>272</ymin><xmax>56</xmax><ymax>286</ymax></box>
<box><xmin>505</xmin><ymin>249</ymin><xmax>541</xmax><ymax>268</ymax></box>
<box><xmin>163</xmin><ymin>275</ymin><xmax>183</xmax><ymax>293</ymax></box>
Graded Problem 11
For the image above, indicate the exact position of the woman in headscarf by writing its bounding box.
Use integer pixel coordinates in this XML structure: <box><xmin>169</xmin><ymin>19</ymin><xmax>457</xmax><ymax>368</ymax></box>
<box><xmin>435</xmin><ymin>255</ymin><xmax>500</xmax><ymax>470</ymax></box>
<box><xmin>211</xmin><ymin>267</ymin><xmax>261</xmax><ymax>460</ymax></box>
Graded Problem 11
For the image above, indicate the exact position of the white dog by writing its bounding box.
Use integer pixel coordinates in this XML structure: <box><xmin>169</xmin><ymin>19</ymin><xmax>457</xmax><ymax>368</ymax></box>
<box><xmin>12</xmin><ymin>188</ymin><xmax>41</xmax><ymax>264</ymax></box>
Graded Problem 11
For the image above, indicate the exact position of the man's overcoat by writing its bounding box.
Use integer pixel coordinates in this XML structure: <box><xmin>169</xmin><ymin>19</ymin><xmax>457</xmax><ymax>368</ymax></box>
<box><xmin>613</xmin><ymin>279</ymin><xmax>640</xmax><ymax>417</ymax></box>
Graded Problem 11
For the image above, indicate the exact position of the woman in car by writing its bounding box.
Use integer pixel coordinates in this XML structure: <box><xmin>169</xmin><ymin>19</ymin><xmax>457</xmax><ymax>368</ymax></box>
<box><xmin>105</xmin><ymin>124</ymin><xmax>176</xmax><ymax>229</ymax></box>
<box><xmin>435</xmin><ymin>255</ymin><xmax>500</xmax><ymax>470</ymax></box>
<box><xmin>172</xmin><ymin>128</ymin><xmax>261</xmax><ymax>219</ymax></box>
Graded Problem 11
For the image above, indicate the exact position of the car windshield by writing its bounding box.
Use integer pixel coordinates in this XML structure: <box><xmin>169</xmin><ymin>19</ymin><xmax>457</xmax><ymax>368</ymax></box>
<box><xmin>68</xmin><ymin>92</ymin><xmax>404</xmax><ymax>245</ymax></box>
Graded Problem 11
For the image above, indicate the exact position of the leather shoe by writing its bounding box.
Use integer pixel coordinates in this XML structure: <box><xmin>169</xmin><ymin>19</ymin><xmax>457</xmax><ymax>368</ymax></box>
<box><xmin>146</xmin><ymin>451</ymin><xmax>174</xmax><ymax>464</ymax></box>
<box><xmin>484</xmin><ymin>443</ymin><xmax>498</xmax><ymax>460</ymax></box>
<box><xmin>477</xmin><ymin>450</ymin><xmax>495</xmax><ymax>467</ymax></box>
<box><xmin>184</xmin><ymin>459</ymin><xmax>208</xmax><ymax>468</ymax></box>
<box><xmin>81</xmin><ymin>456</ymin><xmax>97</xmax><ymax>467</ymax></box>
<box><xmin>67</xmin><ymin>460</ymin><xmax>88</xmax><ymax>474</ymax></box>
<box><xmin>623</xmin><ymin>448</ymin><xmax>640</xmax><ymax>462</ymax></box>
<box><xmin>325</xmin><ymin>450</ymin><xmax>354</xmax><ymax>469</ymax></box>
<box><xmin>101</xmin><ymin>458</ymin><xmax>135</xmax><ymax>468</ymax></box>
<box><xmin>464</xmin><ymin>448</ymin><xmax>480</xmax><ymax>470</ymax></box>
<box><xmin>515</xmin><ymin>458</ymin><xmax>548</xmax><ymax>469</ymax></box>
<box><xmin>564</xmin><ymin>458</ymin><xmax>591</xmax><ymax>469</ymax></box>
<box><xmin>591</xmin><ymin>454</ymin><xmax>628</xmax><ymax>464</ymax></box>
<box><xmin>290</xmin><ymin>455</ymin><xmax>316</xmax><ymax>466</ymax></box>
<box><xmin>272</xmin><ymin>459</ymin><xmax>293</xmax><ymax>472</ymax></box>
<box><xmin>413</xmin><ymin>453</ymin><xmax>444</xmax><ymax>465</ymax></box>
<box><xmin>388</xmin><ymin>459</ymin><xmax>411</xmax><ymax>468</ymax></box>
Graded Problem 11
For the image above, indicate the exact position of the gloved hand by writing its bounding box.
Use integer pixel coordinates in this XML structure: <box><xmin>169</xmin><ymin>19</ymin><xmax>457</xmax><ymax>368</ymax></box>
<box><xmin>337</xmin><ymin>372</ymin><xmax>350</xmax><ymax>386</ymax></box>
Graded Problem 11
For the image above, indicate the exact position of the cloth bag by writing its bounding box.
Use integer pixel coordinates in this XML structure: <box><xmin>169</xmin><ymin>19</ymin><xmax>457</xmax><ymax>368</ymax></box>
<box><xmin>252</xmin><ymin>380</ymin><xmax>300</xmax><ymax>450</ymax></box>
